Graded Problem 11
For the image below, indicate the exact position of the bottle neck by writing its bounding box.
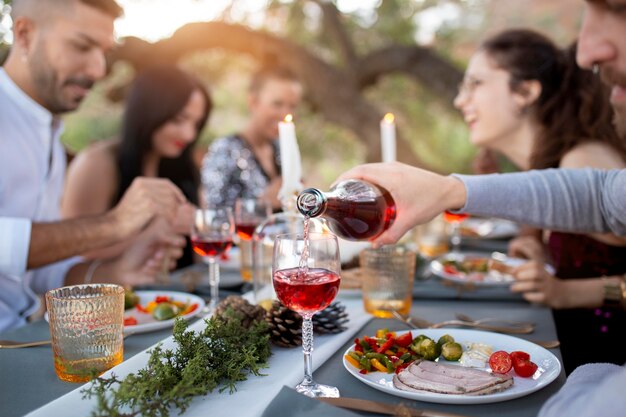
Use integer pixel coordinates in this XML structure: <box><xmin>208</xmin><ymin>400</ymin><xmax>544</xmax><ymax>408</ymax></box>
<box><xmin>296</xmin><ymin>188</ymin><xmax>327</xmax><ymax>218</ymax></box>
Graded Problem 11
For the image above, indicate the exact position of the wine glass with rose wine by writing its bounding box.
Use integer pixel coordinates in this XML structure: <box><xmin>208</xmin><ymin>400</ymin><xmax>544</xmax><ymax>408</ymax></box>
<box><xmin>272</xmin><ymin>232</ymin><xmax>341</xmax><ymax>398</ymax></box>
<box><xmin>191</xmin><ymin>207</ymin><xmax>235</xmax><ymax>313</ymax></box>
<box><xmin>443</xmin><ymin>211</ymin><xmax>470</xmax><ymax>254</ymax></box>
<box><xmin>234</xmin><ymin>197</ymin><xmax>271</xmax><ymax>282</ymax></box>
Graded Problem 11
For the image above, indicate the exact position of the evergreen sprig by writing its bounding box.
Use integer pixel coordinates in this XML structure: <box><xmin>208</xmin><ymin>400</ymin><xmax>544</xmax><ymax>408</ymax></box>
<box><xmin>82</xmin><ymin>309</ymin><xmax>271</xmax><ymax>417</ymax></box>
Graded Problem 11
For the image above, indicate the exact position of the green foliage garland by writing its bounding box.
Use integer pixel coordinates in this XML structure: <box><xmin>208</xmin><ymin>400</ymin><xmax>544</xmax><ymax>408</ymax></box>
<box><xmin>82</xmin><ymin>310</ymin><xmax>271</xmax><ymax>417</ymax></box>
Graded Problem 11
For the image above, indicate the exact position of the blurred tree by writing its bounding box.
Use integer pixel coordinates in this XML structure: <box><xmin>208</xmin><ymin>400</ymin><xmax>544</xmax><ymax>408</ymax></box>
<box><xmin>106</xmin><ymin>6</ymin><xmax>463</xmax><ymax>170</ymax></box>
<box><xmin>1</xmin><ymin>0</ymin><xmax>585</xmax><ymax>182</ymax></box>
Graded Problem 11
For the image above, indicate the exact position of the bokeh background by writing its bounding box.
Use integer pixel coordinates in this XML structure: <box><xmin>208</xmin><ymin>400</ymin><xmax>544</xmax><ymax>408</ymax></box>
<box><xmin>0</xmin><ymin>0</ymin><xmax>583</xmax><ymax>188</ymax></box>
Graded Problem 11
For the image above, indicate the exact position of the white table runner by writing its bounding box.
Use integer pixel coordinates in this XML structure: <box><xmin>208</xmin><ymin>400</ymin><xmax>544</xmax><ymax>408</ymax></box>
<box><xmin>26</xmin><ymin>296</ymin><xmax>370</xmax><ymax>417</ymax></box>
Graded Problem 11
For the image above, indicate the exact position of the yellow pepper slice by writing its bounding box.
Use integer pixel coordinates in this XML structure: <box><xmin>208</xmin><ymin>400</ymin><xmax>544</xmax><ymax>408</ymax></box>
<box><xmin>371</xmin><ymin>358</ymin><xmax>388</xmax><ymax>373</ymax></box>
<box><xmin>345</xmin><ymin>355</ymin><xmax>361</xmax><ymax>369</ymax></box>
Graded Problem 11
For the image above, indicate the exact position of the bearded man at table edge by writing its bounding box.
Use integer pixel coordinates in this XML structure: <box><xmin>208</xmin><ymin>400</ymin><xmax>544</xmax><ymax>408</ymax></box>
<box><xmin>336</xmin><ymin>1</ymin><xmax>626</xmax><ymax>416</ymax></box>
<box><xmin>0</xmin><ymin>0</ymin><xmax>187</xmax><ymax>332</ymax></box>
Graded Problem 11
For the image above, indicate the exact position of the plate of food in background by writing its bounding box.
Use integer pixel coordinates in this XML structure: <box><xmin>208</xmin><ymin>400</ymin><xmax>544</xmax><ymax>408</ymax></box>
<box><xmin>430</xmin><ymin>252</ymin><xmax>554</xmax><ymax>287</ymax></box>
<box><xmin>460</xmin><ymin>218</ymin><xmax>520</xmax><ymax>240</ymax></box>
<box><xmin>123</xmin><ymin>290</ymin><xmax>205</xmax><ymax>333</ymax></box>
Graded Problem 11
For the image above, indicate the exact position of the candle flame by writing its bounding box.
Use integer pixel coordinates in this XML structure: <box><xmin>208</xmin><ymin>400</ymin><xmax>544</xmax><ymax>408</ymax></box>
<box><xmin>383</xmin><ymin>113</ymin><xmax>395</xmax><ymax>123</ymax></box>
<box><xmin>284</xmin><ymin>114</ymin><xmax>293</xmax><ymax>123</ymax></box>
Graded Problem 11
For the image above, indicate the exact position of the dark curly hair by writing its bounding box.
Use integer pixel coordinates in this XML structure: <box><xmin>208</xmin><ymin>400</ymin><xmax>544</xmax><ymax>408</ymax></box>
<box><xmin>481</xmin><ymin>29</ymin><xmax>625</xmax><ymax>169</ymax></box>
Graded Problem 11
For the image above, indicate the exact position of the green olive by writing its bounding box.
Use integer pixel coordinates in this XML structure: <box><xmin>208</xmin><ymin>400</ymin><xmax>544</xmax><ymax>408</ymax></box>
<box><xmin>152</xmin><ymin>303</ymin><xmax>178</xmax><ymax>321</ymax></box>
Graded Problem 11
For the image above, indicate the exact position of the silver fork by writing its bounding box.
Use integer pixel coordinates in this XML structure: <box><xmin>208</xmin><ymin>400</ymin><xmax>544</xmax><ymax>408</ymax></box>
<box><xmin>390</xmin><ymin>311</ymin><xmax>535</xmax><ymax>334</ymax></box>
<box><xmin>391</xmin><ymin>311</ymin><xmax>559</xmax><ymax>349</ymax></box>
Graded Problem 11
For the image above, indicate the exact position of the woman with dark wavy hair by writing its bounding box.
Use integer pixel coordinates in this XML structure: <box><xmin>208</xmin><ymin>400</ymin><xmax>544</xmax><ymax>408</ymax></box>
<box><xmin>62</xmin><ymin>65</ymin><xmax>212</xmax><ymax>269</ymax></box>
<box><xmin>455</xmin><ymin>28</ymin><xmax>626</xmax><ymax>374</ymax></box>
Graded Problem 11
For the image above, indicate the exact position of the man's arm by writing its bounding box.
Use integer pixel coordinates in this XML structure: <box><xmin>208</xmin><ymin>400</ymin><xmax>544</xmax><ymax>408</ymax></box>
<box><xmin>29</xmin><ymin>212</ymin><xmax>126</xmax><ymax>269</ymax></box>
<box><xmin>28</xmin><ymin>177</ymin><xmax>186</xmax><ymax>269</ymax></box>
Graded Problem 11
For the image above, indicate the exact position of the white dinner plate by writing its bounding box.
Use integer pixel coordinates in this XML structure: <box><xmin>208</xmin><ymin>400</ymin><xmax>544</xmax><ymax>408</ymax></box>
<box><xmin>343</xmin><ymin>329</ymin><xmax>561</xmax><ymax>404</ymax></box>
<box><xmin>44</xmin><ymin>290</ymin><xmax>205</xmax><ymax>335</ymax></box>
<box><xmin>123</xmin><ymin>290</ymin><xmax>205</xmax><ymax>334</ymax></box>
<box><xmin>461</xmin><ymin>218</ymin><xmax>519</xmax><ymax>239</ymax></box>
<box><xmin>430</xmin><ymin>252</ymin><xmax>554</xmax><ymax>287</ymax></box>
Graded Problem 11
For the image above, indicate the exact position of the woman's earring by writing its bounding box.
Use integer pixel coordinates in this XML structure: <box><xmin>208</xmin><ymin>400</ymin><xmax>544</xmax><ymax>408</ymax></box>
<box><xmin>592</xmin><ymin>64</ymin><xmax>600</xmax><ymax>75</ymax></box>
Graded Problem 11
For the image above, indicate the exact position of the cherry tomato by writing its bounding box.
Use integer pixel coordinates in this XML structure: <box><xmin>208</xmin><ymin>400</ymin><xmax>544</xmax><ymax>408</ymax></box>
<box><xmin>513</xmin><ymin>359</ymin><xmax>538</xmax><ymax>377</ymax></box>
<box><xmin>510</xmin><ymin>351</ymin><xmax>530</xmax><ymax>363</ymax></box>
<box><xmin>489</xmin><ymin>350</ymin><xmax>512</xmax><ymax>374</ymax></box>
<box><xmin>124</xmin><ymin>316</ymin><xmax>138</xmax><ymax>326</ymax></box>
<box><xmin>443</xmin><ymin>265</ymin><xmax>458</xmax><ymax>275</ymax></box>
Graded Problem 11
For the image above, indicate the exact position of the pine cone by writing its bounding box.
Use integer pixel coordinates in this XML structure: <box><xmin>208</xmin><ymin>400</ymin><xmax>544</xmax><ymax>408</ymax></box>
<box><xmin>313</xmin><ymin>302</ymin><xmax>349</xmax><ymax>334</ymax></box>
<box><xmin>265</xmin><ymin>301</ymin><xmax>303</xmax><ymax>348</ymax></box>
<box><xmin>214</xmin><ymin>295</ymin><xmax>266</xmax><ymax>329</ymax></box>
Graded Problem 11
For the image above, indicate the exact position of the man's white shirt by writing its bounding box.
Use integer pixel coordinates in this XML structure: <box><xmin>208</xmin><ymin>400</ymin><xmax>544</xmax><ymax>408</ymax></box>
<box><xmin>0</xmin><ymin>68</ymin><xmax>78</xmax><ymax>331</ymax></box>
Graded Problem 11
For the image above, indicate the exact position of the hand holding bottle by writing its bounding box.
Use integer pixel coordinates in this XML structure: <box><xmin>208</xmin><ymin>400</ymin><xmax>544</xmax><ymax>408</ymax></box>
<box><xmin>335</xmin><ymin>162</ymin><xmax>467</xmax><ymax>245</ymax></box>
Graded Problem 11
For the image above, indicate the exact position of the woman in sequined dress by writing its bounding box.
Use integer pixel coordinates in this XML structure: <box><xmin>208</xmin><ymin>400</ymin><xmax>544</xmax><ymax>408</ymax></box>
<box><xmin>61</xmin><ymin>65</ymin><xmax>212</xmax><ymax>269</ymax></box>
<box><xmin>201</xmin><ymin>67</ymin><xmax>303</xmax><ymax>210</ymax></box>
<box><xmin>454</xmin><ymin>29</ymin><xmax>626</xmax><ymax>374</ymax></box>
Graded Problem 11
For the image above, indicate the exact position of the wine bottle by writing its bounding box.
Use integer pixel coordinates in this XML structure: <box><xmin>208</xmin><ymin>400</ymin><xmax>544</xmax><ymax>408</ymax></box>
<box><xmin>296</xmin><ymin>179</ymin><xmax>396</xmax><ymax>241</ymax></box>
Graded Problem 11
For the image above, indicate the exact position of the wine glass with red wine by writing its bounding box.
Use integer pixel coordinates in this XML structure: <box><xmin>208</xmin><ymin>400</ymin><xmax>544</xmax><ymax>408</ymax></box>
<box><xmin>272</xmin><ymin>232</ymin><xmax>341</xmax><ymax>398</ymax></box>
<box><xmin>443</xmin><ymin>211</ymin><xmax>469</xmax><ymax>253</ymax></box>
<box><xmin>191</xmin><ymin>207</ymin><xmax>235</xmax><ymax>312</ymax></box>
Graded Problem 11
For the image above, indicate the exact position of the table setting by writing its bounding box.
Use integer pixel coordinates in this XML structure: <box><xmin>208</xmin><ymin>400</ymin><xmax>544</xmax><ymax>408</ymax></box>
<box><xmin>0</xmin><ymin>120</ymin><xmax>564</xmax><ymax>417</ymax></box>
<box><xmin>0</xmin><ymin>231</ymin><xmax>566</xmax><ymax>417</ymax></box>
<box><xmin>0</xmin><ymin>290</ymin><xmax>564</xmax><ymax>417</ymax></box>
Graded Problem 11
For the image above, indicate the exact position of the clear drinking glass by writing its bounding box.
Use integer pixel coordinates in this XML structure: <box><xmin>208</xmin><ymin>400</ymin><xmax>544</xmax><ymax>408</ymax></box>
<box><xmin>272</xmin><ymin>232</ymin><xmax>341</xmax><ymax>398</ymax></box>
<box><xmin>443</xmin><ymin>211</ymin><xmax>469</xmax><ymax>253</ymax></box>
<box><xmin>360</xmin><ymin>245</ymin><xmax>416</xmax><ymax>318</ymax></box>
<box><xmin>191</xmin><ymin>207</ymin><xmax>235</xmax><ymax>313</ymax></box>
<box><xmin>235</xmin><ymin>198</ymin><xmax>271</xmax><ymax>282</ymax></box>
<box><xmin>46</xmin><ymin>284</ymin><xmax>125</xmax><ymax>383</ymax></box>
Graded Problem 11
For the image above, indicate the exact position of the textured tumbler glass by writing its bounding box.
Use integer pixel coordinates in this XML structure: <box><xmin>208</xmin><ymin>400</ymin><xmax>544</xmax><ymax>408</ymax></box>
<box><xmin>360</xmin><ymin>246</ymin><xmax>416</xmax><ymax>318</ymax></box>
<box><xmin>46</xmin><ymin>284</ymin><xmax>124</xmax><ymax>383</ymax></box>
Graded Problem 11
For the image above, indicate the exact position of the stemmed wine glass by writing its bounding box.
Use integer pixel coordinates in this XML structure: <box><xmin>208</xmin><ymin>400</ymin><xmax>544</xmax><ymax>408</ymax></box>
<box><xmin>191</xmin><ymin>207</ymin><xmax>235</xmax><ymax>313</ymax></box>
<box><xmin>234</xmin><ymin>197</ymin><xmax>271</xmax><ymax>282</ymax></box>
<box><xmin>272</xmin><ymin>232</ymin><xmax>341</xmax><ymax>398</ymax></box>
<box><xmin>443</xmin><ymin>211</ymin><xmax>469</xmax><ymax>254</ymax></box>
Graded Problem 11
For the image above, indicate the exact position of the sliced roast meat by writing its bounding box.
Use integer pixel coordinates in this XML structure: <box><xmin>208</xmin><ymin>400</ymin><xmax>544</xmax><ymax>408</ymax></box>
<box><xmin>393</xmin><ymin>359</ymin><xmax>513</xmax><ymax>395</ymax></box>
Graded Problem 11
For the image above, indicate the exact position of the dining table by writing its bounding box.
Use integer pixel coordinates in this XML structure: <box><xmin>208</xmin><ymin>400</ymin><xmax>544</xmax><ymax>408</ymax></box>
<box><xmin>0</xmin><ymin>239</ymin><xmax>566</xmax><ymax>417</ymax></box>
